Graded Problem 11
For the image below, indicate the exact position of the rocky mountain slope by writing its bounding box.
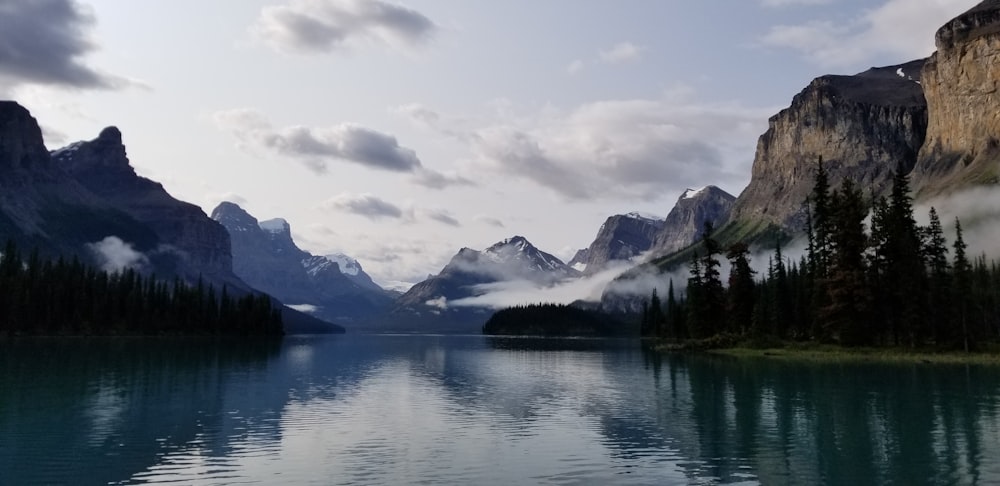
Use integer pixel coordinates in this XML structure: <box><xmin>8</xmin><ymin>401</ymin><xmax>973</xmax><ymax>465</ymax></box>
<box><xmin>212</xmin><ymin>202</ymin><xmax>393</xmax><ymax>326</ymax></box>
<box><xmin>604</xmin><ymin>2</ymin><xmax>1000</xmax><ymax>312</ymax></box>
<box><xmin>913</xmin><ymin>0</ymin><xmax>1000</xmax><ymax>195</ymax></box>
<box><xmin>651</xmin><ymin>186</ymin><xmax>736</xmax><ymax>257</ymax></box>
<box><xmin>727</xmin><ymin>59</ymin><xmax>928</xmax><ymax>234</ymax></box>
<box><xmin>0</xmin><ymin>101</ymin><xmax>341</xmax><ymax>333</ymax></box>
<box><xmin>389</xmin><ymin>236</ymin><xmax>580</xmax><ymax>331</ymax></box>
<box><xmin>573</xmin><ymin>213</ymin><xmax>664</xmax><ymax>275</ymax></box>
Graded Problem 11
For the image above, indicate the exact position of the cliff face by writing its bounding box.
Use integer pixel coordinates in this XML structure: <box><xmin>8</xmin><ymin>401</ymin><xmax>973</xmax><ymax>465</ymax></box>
<box><xmin>651</xmin><ymin>186</ymin><xmax>735</xmax><ymax>256</ymax></box>
<box><xmin>212</xmin><ymin>202</ymin><xmax>393</xmax><ymax>325</ymax></box>
<box><xmin>913</xmin><ymin>0</ymin><xmax>1000</xmax><ymax>195</ymax></box>
<box><xmin>729</xmin><ymin>60</ymin><xmax>928</xmax><ymax>231</ymax></box>
<box><xmin>57</xmin><ymin>127</ymin><xmax>239</xmax><ymax>286</ymax></box>
<box><xmin>577</xmin><ymin>213</ymin><xmax>664</xmax><ymax>275</ymax></box>
<box><xmin>0</xmin><ymin>102</ymin><xmax>49</xmax><ymax>171</ymax></box>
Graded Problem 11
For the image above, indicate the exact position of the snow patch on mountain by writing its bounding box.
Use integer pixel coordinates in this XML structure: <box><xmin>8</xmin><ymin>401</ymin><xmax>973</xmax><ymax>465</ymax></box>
<box><xmin>259</xmin><ymin>218</ymin><xmax>289</xmax><ymax>234</ymax></box>
<box><xmin>625</xmin><ymin>211</ymin><xmax>663</xmax><ymax>222</ymax></box>
<box><xmin>681</xmin><ymin>187</ymin><xmax>708</xmax><ymax>200</ymax></box>
<box><xmin>324</xmin><ymin>253</ymin><xmax>361</xmax><ymax>276</ymax></box>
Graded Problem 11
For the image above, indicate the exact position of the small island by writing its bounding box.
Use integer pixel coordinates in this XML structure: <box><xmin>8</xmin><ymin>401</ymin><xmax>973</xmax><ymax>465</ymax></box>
<box><xmin>482</xmin><ymin>303</ymin><xmax>631</xmax><ymax>337</ymax></box>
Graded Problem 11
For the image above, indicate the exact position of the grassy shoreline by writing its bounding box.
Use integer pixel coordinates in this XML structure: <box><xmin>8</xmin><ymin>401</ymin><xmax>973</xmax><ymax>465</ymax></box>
<box><xmin>654</xmin><ymin>339</ymin><xmax>1000</xmax><ymax>365</ymax></box>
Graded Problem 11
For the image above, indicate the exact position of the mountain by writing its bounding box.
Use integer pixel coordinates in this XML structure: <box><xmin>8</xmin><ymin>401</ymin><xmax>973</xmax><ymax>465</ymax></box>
<box><xmin>567</xmin><ymin>248</ymin><xmax>590</xmax><ymax>272</ymax></box>
<box><xmin>913</xmin><ymin>0</ymin><xmax>1000</xmax><ymax>196</ymax></box>
<box><xmin>389</xmin><ymin>236</ymin><xmax>581</xmax><ymax>332</ymax></box>
<box><xmin>727</xmin><ymin>59</ymin><xmax>928</xmax><ymax>235</ymax></box>
<box><xmin>212</xmin><ymin>202</ymin><xmax>393</xmax><ymax>326</ymax></box>
<box><xmin>651</xmin><ymin>186</ymin><xmax>736</xmax><ymax>257</ymax></box>
<box><xmin>573</xmin><ymin>213</ymin><xmax>663</xmax><ymax>275</ymax></box>
<box><xmin>56</xmin><ymin>126</ymin><xmax>245</xmax><ymax>288</ymax></box>
<box><xmin>0</xmin><ymin>101</ymin><xmax>341</xmax><ymax>334</ymax></box>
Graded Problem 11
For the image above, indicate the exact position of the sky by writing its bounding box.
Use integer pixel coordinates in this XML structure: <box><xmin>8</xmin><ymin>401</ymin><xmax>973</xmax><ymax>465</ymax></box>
<box><xmin>0</xmin><ymin>0</ymin><xmax>981</xmax><ymax>291</ymax></box>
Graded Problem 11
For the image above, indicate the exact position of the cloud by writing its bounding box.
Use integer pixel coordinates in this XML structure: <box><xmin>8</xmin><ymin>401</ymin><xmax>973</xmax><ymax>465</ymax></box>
<box><xmin>264</xmin><ymin>124</ymin><xmax>421</xmax><ymax>172</ymax></box>
<box><xmin>566</xmin><ymin>41</ymin><xmax>644</xmax><ymax>74</ymax></box>
<box><xmin>0</xmin><ymin>0</ymin><xmax>138</xmax><ymax>93</ymax></box>
<box><xmin>395</xmin><ymin>97</ymin><xmax>769</xmax><ymax>201</ymax></box>
<box><xmin>916</xmin><ymin>186</ymin><xmax>1000</xmax><ymax>260</ymax></box>
<box><xmin>322</xmin><ymin>193</ymin><xmax>404</xmax><ymax>220</ymax></box>
<box><xmin>215</xmin><ymin>108</ymin><xmax>468</xmax><ymax>188</ymax></box>
<box><xmin>87</xmin><ymin>236</ymin><xmax>149</xmax><ymax>273</ymax></box>
<box><xmin>204</xmin><ymin>192</ymin><xmax>248</xmax><ymax>210</ymax></box>
<box><xmin>758</xmin><ymin>0</ymin><xmax>974</xmax><ymax>69</ymax></box>
<box><xmin>598</xmin><ymin>42</ymin><xmax>644</xmax><ymax>64</ymax></box>
<box><xmin>461</xmin><ymin>96</ymin><xmax>769</xmax><ymax>201</ymax></box>
<box><xmin>566</xmin><ymin>59</ymin><xmax>585</xmax><ymax>74</ymax></box>
<box><xmin>421</xmin><ymin>208</ymin><xmax>461</xmax><ymax>227</ymax></box>
<box><xmin>253</xmin><ymin>0</ymin><xmax>437</xmax><ymax>54</ymax></box>
<box><xmin>448</xmin><ymin>255</ymin><xmax>647</xmax><ymax>310</ymax></box>
<box><xmin>474</xmin><ymin>215</ymin><xmax>505</xmax><ymax>228</ymax></box>
<box><xmin>287</xmin><ymin>304</ymin><xmax>319</xmax><ymax>314</ymax></box>
<box><xmin>320</xmin><ymin>193</ymin><xmax>460</xmax><ymax>227</ymax></box>
<box><xmin>411</xmin><ymin>167</ymin><xmax>475</xmax><ymax>189</ymax></box>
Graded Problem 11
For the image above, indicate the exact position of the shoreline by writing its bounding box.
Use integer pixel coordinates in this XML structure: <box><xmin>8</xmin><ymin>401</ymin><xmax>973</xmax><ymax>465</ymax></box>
<box><xmin>701</xmin><ymin>344</ymin><xmax>1000</xmax><ymax>365</ymax></box>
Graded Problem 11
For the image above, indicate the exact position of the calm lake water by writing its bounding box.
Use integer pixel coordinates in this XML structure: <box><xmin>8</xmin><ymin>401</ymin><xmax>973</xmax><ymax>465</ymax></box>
<box><xmin>2</xmin><ymin>335</ymin><xmax>1000</xmax><ymax>485</ymax></box>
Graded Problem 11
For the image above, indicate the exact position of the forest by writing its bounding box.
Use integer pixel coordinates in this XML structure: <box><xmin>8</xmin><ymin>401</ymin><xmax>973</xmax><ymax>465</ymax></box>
<box><xmin>642</xmin><ymin>160</ymin><xmax>1000</xmax><ymax>351</ymax></box>
<box><xmin>0</xmin><ymin>241</ymin><xmax>283</xmax><ymax>336</ymax></box>
<box><xmin>483</xmin><ymin>303</ymin><xmax>630</xmax><ymax>337</ymax></box>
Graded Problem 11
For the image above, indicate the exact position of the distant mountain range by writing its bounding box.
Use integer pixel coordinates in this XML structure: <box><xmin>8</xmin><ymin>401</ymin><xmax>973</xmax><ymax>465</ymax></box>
<box><xmin>3</xmin><ymin>1</ymin><xmax>1000</xmax><ymax>334</ymax></box>
<box><xmin>0</xmin><ymin>102</ymin><xmax>340</xmax><ymax>334</ymax></box>
<box><xmin>212</xmin><ymin>202</ymin><xmax>393</xmax><ymax>327</ymax></box>
<box><xmin>569</xmin><ymin>187</ymin><xmax>735</xmax><ymax>275</ymax></box>
<box><xmin>388</xmin><ymin>236</ymin><xmax>580</xmax><ymax>332</ymax></box>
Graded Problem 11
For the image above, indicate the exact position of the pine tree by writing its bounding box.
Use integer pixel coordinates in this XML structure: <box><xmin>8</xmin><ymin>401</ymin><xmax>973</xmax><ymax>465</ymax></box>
<box><xmin>687</xmin><ymin>251</ymin><xmax>705</xmax><ymax>338</ymax></box>
<box><xmin>821</xmin><ymin>179</ymin><xmax>870</xmax><ymax>345</ymax></box>
<box><xmin>953</xmin><ymin>218</ymin><xmax>973</xmax><ymax>352</ymax></box>
<box><xmin>885</xmin><ymin>161</ymin><xmax>928</xmax><ymax>346</ymax></box>
<box><xmin>699</xmin><ymin>222</ymin><xmax>725</xmax><ymax>337</ymax></box>
<box><xmin>726</xmin><ymin>242</ymin><xmax>755</xmax><ymax>336</ymax></box>
<box><xmin>922</xmin><ymin>207</ymin><xmax>951</xmax><ymax>345</ymax></box>
<box><xmin>665</xmin><ymin>279</ymin><xmax>683</xmax><ymax>339</ymax></box>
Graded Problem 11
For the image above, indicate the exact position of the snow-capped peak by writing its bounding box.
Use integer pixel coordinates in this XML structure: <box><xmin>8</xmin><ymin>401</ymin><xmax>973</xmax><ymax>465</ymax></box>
<box><xmin>324</xmin><ymin>253</ymin><xmax>361</xmax><ymax>276</ymax></box>
<box><xmin>625</xmin><ymin>211</ymin><xmax>662</xmax><ymax>221</ymax></box>
<box><xmin>259</xmin><ymin>218</ymin><xmax>289</xmax><ymax>234</ymax></box>
<box><xmin>682</xmin><ymin>186</ymin><xmax>708</xmax><ymax>200</ymax></box>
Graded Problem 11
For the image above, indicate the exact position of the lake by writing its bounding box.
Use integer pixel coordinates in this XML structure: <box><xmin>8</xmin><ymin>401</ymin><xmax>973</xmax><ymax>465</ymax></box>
<box><xmin>2</xmin><ymin>335</ymin><xmax>1000</xmax><ymax>485</ymax></box>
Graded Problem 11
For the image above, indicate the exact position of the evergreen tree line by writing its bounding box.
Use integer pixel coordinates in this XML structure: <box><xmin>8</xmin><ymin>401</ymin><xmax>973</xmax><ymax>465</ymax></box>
<box><xmin>0</xmin><ymin>241</ymin><xmax>283</xmax><ymax>336</ymax></box>
<box><xmin>642</xmin><ymin>160</ymin><xmax>1000</xmax><ymax>351</ymax></box>
<box><xmin>484</xmin><ymin>303</ymin><xmax>629</xmax><ymax>337</ymax></box>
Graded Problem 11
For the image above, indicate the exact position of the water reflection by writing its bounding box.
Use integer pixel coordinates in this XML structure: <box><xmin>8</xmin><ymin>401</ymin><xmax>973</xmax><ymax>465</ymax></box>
<box><xmin>1</xmin><ymin>335</ymin><xmax>999</xmax><ymax>485</ymax></box>
<box><xmin>641</xmin><ymin>350</ymin><xmax>1000</xmax><ymax>485</ymax></box>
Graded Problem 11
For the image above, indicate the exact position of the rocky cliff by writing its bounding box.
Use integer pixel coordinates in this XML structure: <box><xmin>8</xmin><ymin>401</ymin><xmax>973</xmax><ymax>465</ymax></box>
<box><xmin>212</xmin><ymin>202</ymin><xmax>392</xmax><ymax>326</ymax></box>
<box><xmin>56</xmin><ymin>127</ymin><xmax>240</xmax><ymax>286</ymax></box>
<box><xmin>0</xmin><ymin>102</ymin><xmax>341</xmax><ymax>333</ymax></box>
<box><xmin>651</xmin><ymin>186</ymin><xmax>735</xmax><ymax>256</ymax></box>
<box><xmin>575</xmin><ymin>213</ymin><xmax>664</xmax><ymax>275</ymax></box>
<box><xmin>728</xmin><ymin>60</ymin><xmax>928</xmax><ymax>232</ymax></box>
<box><xmin>912</xmin><ymin>0</ymin><xmax>1000</xmax><ymax>195</ymax></box>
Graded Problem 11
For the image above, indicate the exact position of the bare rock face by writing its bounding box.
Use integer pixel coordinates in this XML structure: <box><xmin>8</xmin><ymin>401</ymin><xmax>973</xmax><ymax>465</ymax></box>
<box><xmin>0</xmin><ymin>102</ymin><xmax>48</xmax><ymax>171</ymax></box>
<box><xmin>212</xmin><ymin>201</ymin><xmax>393</xmax><ymax>325</ymax></box>
<box><xmin>57</xmin><ymin>129</ymin><xmax>238</xmax><ymax>286</ymax></box>
<box><xmin>913</xmin><ymin>0</ymin><xmax>1000</xmax><ymax>195</ymax></box>
<box><xmin>651</xmin><ymin>186</ymin><xmax>735</xmax><ymax>256</ymax></box>
<box><xmin>577</xmin><ymin>213</ymin><xmax>664</xmax><ymax>275</ymax></box>
<box><xmin>729</xmin><ymin>60</ymin><xmax>928</xmax><ymax>231</ymax></box>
